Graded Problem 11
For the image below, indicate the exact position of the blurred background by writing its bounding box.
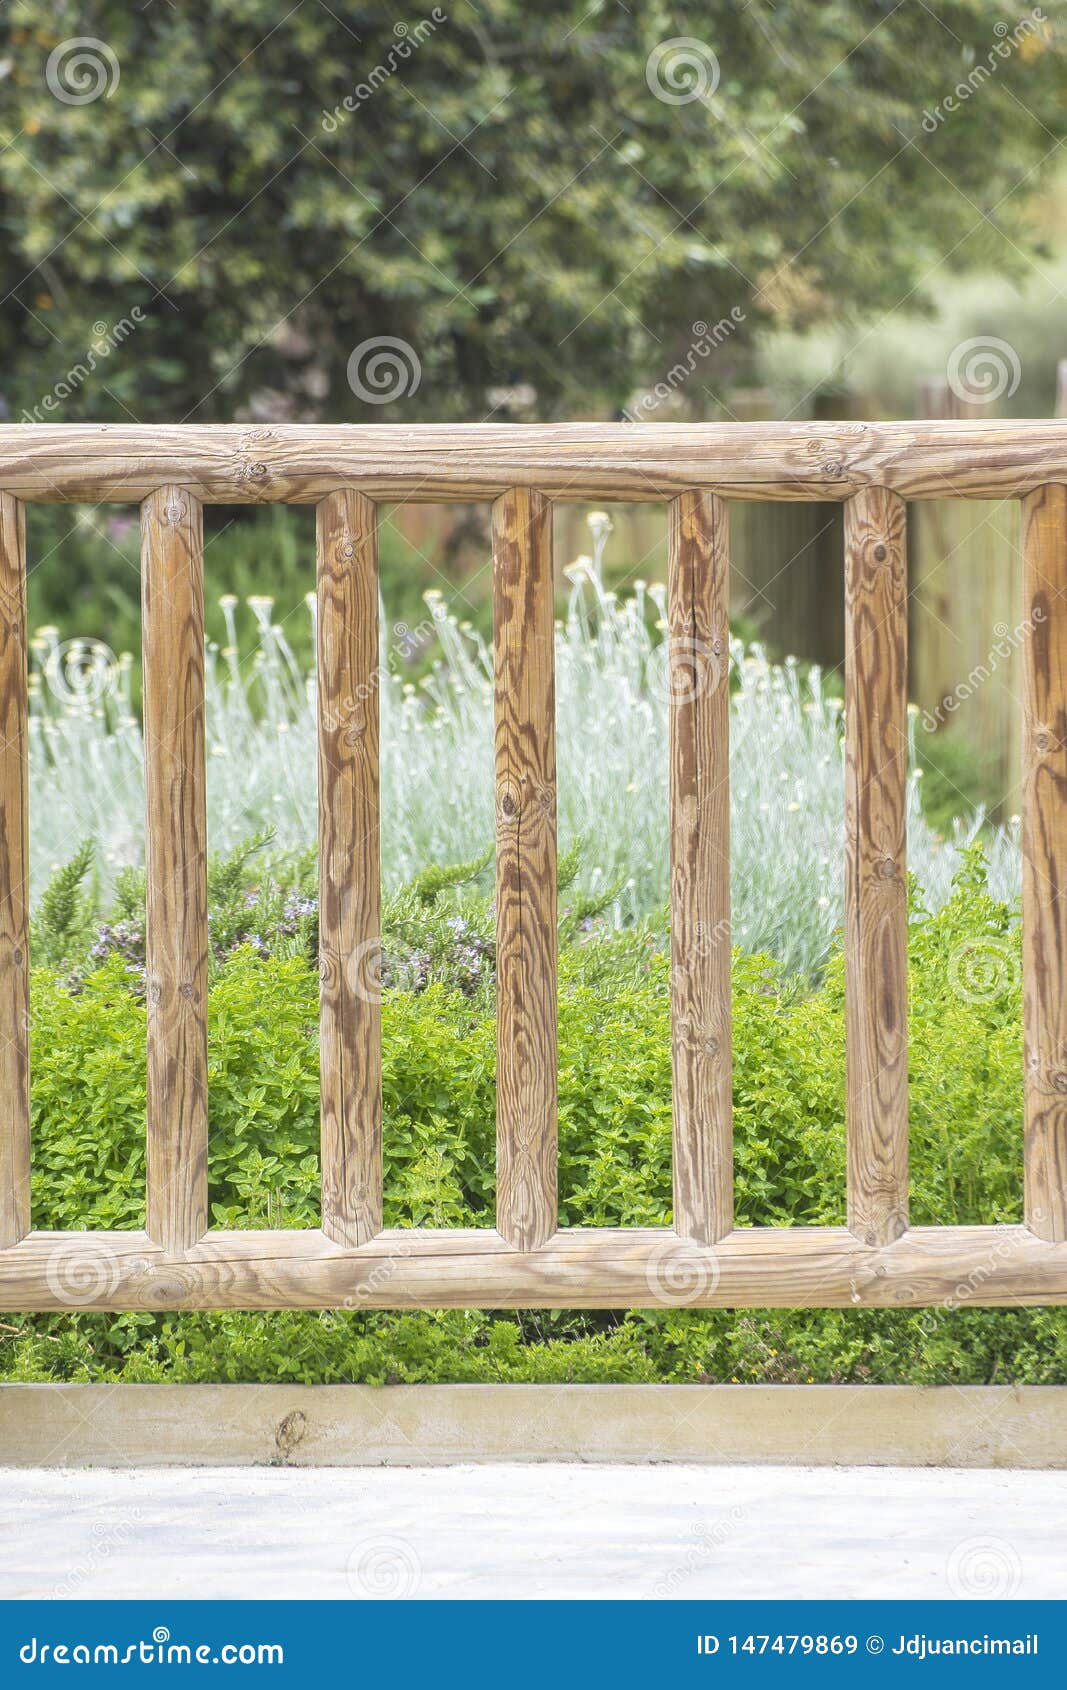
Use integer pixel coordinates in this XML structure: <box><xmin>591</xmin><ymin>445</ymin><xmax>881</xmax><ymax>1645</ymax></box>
<box><xmin>2</xmin><ymin>0</ymin><xmax>1066</xmax><ymax>829</ymax></box>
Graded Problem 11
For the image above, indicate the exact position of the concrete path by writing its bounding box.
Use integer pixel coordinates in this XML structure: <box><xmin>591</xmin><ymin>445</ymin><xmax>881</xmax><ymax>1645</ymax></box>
<box><xmin>2</xmin><ymin>1465</ymin><xmax>1064</xmax><ymax>1600</ymax></box>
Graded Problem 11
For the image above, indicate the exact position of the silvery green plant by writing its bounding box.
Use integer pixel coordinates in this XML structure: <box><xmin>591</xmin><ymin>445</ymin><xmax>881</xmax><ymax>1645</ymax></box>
<box><xmin>27</xmin><ymin>523</ymin><xmax>1020</xmax><ymax>979</ymax></box>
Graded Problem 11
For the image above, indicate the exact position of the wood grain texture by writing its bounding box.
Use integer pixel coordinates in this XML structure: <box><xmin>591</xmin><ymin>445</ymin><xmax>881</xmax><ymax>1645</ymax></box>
<box><xmin>1022</xmin><ymin>485</ymin><xmax>1067</xmax><ymax>1241</ymax></box>
<box><xmin>844</xmin><ymin>487</ymin><xmax>909</xmax><ymax>1247</ymax></box>
<box><xmin>4</xmin><ymin>421</ymin><xmax>1067</xmax><ymax>503</ymax></box>
<box><xmin>3</xmin><ymin>1225</ymin><xmax>1067</xmax><ymax>1310</ymax></box>
<box><xmin>0</xmin><ymin>495</ymin><xmax>29</xmax><ymax>1249</ymax></box>
<box><xmin>317</xmin><ymin>490</ymin><xmax>382</xmax><ymax>1247</ymax></box>
<box><xmin>493</xmin><ymin>488</ymin><xmax>557</xmax><ymax>1251</ymax></box>
<box><xmin>142</xmin><ymin>488</ymin><xmax>209</xmax><ymax>1254</ymax></box>
<box><xmin>668</xmin><ymin>491</ymin><xmax>732</xmax><ymax>1244</ymax></box>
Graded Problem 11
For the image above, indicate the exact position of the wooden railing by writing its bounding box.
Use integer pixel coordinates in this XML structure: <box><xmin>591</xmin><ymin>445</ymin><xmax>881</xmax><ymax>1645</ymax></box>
<box><xmin>1</xmin><ymin>421</ymin><xmax>1066</xmax><ymax>1312</ymax></box>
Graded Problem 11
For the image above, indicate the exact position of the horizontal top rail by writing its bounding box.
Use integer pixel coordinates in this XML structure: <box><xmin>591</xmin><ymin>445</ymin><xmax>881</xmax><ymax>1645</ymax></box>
<box><xmin>3</xmin><ymin>420</ymin><xmax>1067</xmax><ymax>503</ymax></box>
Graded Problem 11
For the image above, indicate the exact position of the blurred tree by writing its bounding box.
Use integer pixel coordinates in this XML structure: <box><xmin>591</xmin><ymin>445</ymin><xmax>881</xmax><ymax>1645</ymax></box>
<box><xmin>0</xmin><ymin>0</ymin><xmax>1062</xmax><ymax>423</ymax></box>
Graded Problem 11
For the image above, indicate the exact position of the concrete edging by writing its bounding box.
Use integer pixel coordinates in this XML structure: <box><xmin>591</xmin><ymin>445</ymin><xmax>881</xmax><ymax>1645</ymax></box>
<box><xmin>1</xmin><ymin>1383</ymin><xmax>1065</xmax><ymax>1468</ymax></box>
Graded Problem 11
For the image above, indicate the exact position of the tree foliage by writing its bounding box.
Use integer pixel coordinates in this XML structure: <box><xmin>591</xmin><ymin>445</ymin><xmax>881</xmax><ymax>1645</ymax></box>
<box><xmin>0</xmin><ymin>0</ymin><xmax>1063</xmax><ymax>422</ymax></box>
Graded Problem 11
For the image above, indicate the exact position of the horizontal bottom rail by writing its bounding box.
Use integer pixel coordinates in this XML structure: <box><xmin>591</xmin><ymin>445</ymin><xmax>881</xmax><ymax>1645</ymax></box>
<box><xmin>2</xmin><ymin>1385</ymin><xmax>1064</xmax><ymax>1468</ymax></box>
<box><xmin>1</xmin><ymin>1225</ymin><xmax>1065</xmax><ymax>1310</ymax></box>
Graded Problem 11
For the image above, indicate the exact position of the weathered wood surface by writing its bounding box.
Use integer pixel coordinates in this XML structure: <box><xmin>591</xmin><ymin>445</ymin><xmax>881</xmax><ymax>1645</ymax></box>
<box><xmin>668</xmin><ymin>490</ymin><xmax>732</xmax><ymax>1244</ymax></box>
<box><xmin>142</xmin><ymin>488</ymin><xmax>209</xmax><ymax>1254</ymax></box>
<box><xmin>493</xmin><ymin>487</ymin><xmax>557</xmax><ymax>1251</ymax></box>
<box><xmin>3</xmin><ymin>422</ymin><xmax>1067</xmax><ymax>502</ymax></box>
<box><xmin>0</xmin><ymin>495</ymin><xmax>29</xmax><ymax>1249</ymax></box>
<box><xmin>1022</xmin><ymin>485</ymin><xmax>1067</xmax><ymax>1242</ymax></box>
<box><xmin>4</xmin><ymin>1225</ymin><xmax>1067</xmax><ymax>1310</ymax></box>
<box><xmin>844</xmin><ymin>487</ymin><xmax>909</xmax><ymax>1247</ymax></box>
<box><xmin>317</xmin><ymin>490</ymin><xmax>382</xmax><ymax>1247</ymax></box>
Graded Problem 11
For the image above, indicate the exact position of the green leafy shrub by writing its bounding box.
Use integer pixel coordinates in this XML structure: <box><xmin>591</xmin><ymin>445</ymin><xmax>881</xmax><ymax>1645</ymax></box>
<box><xmin>5</xmin><ymin>850</ymin><xmax>1050</xmax><ymax>1388</ymax></box>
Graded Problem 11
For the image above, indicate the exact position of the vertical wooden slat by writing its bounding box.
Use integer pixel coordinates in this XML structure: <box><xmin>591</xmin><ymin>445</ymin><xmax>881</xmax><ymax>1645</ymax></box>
<box><xmin>142</xmin><ymin>487</ymin><xmax>208</xmax><ymax>1253</ymax></box>
<box><xmin>1022</xmin><ymin>484</ymin><xmax>1067</xmax><ymax>1242</ymax></box>
<box><xmin>0</xmin><ymin>495</ymin><xmax>29</xmax><ymax>1249</ymax></box>
<box><xmin>668</xmin><ymin>490</ymin><xmax>732</xmax><ymax>1245</ymax></box>
<box><xmin>317</xmin><ymin>489</ymin><xmax>382</xmax><ymax>1248</ymax></box>
<box><xmin>844</xmin><ymin>485</ymin><xmax>909</xmax><ymax>1247</ymax></box>
<box><xmin>493</xmin><ymin>486</ymin><xmax>557</xmax><ymax>1252</ymax></box>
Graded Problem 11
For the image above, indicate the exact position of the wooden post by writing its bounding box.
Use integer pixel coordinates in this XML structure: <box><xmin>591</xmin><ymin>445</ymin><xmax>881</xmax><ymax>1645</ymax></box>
<box><xmin>317</xmin><ymin>490</ymin><xmax>382</xmax><ymax>1248</ymax></box>
<box><xmin>1022</xmin><ymin>484</ymin><xmax>1067</xmax><ymax>1242</ymax></box>
<box><xmin>142</xmin><ymin>487</ymin><xmax>209</xmax><ymax>1254</ymax></box>
<box><xmin>844</xmin><ymin>486</ymin><xmax>909</xmax><ymax>1246</ymax></box>
<box><xmin>0</xmin><ymin>495</ymin><xmax>29</xmax><ymax>1249</ymax></box>
<box><xmin>668</xmin><ymin>490</ymin><xmax>732</xmax><ymax>1244</ymax></box>
<box><xmin>493</xmin><ymin>487</ymin><xmax>557</xmax><ymax>1252</ymax></box>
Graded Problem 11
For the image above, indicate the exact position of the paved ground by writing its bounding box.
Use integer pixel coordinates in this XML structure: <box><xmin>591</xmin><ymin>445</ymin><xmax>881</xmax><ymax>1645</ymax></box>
<box><xmin>2</xmin><ymin>1465</ymin><xmax>1064</xmax><ymax>1600</ymax></box>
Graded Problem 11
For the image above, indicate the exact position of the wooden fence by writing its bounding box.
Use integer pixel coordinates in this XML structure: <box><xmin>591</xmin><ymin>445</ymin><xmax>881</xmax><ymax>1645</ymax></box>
<box><xmin>0</xmin><ymin>422</ymin><xmax>1066</xmax><ymax>1311</ymax></box>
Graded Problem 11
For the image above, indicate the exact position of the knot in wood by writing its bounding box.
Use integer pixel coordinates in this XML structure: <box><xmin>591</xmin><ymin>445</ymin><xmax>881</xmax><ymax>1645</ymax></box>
<box><xmin>1053</xmin><ymin>1070</ymin><xmax>1067</xmax><ymax>1094</ymax></box>
<box><xmin>179</xmin><ymin>980</ymin><xmax>196</xmax><ymax>1001</ymax></box>
<box><xmin>873</xmin><ymin>543</ymin><xmax>888</xmax><ymax>563</ymax></box>
<box><xmin>245</xmin><ymin>461</ymin><xmax>269</xmax><ymax>481</ymax></box>
<box><xmin>876</xmin><ymin>854</ymin><xmax>897</xmax><ymax>880</ymax></box>
<box><xmin>497</xmin><ymin>780</ymin><xmax>520</xmax><ymax>822</ymax></box>
<box><xmin>11</xmin><ymin>947</ymin><xmax>22</xmax><ymax>967</ymax></box>
<box><xmin>164</xmin><ymin>498</ymin><xmax>188</xmax><ymax>525</ymax></box>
